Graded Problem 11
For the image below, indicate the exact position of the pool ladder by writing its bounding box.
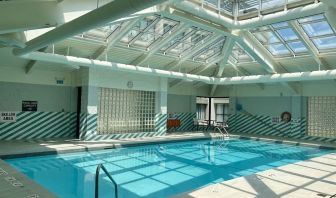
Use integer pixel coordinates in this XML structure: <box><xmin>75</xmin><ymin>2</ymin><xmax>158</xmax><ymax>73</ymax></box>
<box><xmin>95</xmin><ymin>164</ymin><xmax>118</xmax><ymax>198</ymax></box>
<box><xmin>214</xmin><ymin>124</ymin><xmax>230</xmax><ymax>141</ymax></box>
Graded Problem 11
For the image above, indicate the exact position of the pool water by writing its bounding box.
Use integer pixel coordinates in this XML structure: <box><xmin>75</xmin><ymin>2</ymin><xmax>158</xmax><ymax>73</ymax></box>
<box><xmin>6</xmin><ymin>139</ymin><xmax>334</xmax><ymax>198</ymax></box>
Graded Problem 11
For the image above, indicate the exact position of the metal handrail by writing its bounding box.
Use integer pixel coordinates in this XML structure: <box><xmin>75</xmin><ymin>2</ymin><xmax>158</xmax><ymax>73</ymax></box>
<box><xmin>95</xmin><ymin>164</ymin><xmax>118</xmax><ymax>198</ymax></box>
<box><xmin>214</xmin><ymin>123</ymin><xmax>230</xmax><ymax>140</ymax></box>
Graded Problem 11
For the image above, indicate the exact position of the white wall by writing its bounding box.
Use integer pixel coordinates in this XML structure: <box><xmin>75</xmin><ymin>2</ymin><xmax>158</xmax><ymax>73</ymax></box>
<box><xmin>89</xmin><ymin>69</ymin><xmax>162</xmax><ymax>92</ymax></box>
<box><xmin>0</xmin><ymin>81</ymin><xmax>77</xmax><ymax>112</ymax></box>
<box><xmin>0</xmin><ymin>65</ymin><xmax>76</xmax><ymax>86</ymax></box>
<box><xmin>167</xmin><ymin>94</ymin><xmax>196</xmax><ymax>113</ymax></box>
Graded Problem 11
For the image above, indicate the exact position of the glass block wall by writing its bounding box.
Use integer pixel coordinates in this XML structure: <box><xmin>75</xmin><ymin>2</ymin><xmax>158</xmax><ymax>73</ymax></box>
<box><xmin>308</xmin><ymin>96</ymin><xmax>336</xmax><ymax>138</ymax></box>
<box><xmin>97</xmin><ymin>88</ymin><xmax>156</xmax><ymax>134</ymax></box>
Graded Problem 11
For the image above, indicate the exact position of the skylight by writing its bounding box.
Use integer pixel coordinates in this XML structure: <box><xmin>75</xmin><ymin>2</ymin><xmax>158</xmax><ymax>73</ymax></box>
<box><xmin>191</xmin><ymin>36</ymin><xmax>226</xmax><ymax>63</ymax></box>
<box><xmin>251</xmin><ymin>21</ymin><xmax>308</xmax><ymax>57</ymax></box>
<box><xmin>230</xmin><ymin>43</ymin><xmax>255</xmax><ymax>63</ymax></box>
<box><xmin>120</xmin><ymin>15</ymin><xmax>179</xmax><ymax>49</ymax></box>
<box><xmin>159</xmin><ymin>27</ymin><xmax>213</xmax><ymax>57</ymax></box>
<box><xmin>192</xmin><ymin>0</ymin><xmax>316</xmax><ymax>19</ymax></box>
<box><xmin>298</xmin><ymin>14</ymin><xmax>336</xmax><ymax>52</ymax></box>
<box><xmin>81</xmin><ymin>24</ymin><xmax>121</xmax><ymax>42</ymax></box>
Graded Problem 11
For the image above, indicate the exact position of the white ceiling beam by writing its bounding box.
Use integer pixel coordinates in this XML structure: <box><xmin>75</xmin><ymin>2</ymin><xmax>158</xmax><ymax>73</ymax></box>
<box><xmin>131</xmin><ymin>23</ymin><xmax>190</xmax><ymax>65</ymax></box>
<box><xmin>289</xmin><ymin>21</ymin><xmax>331</xmax><ymax>70</ymax></box>
<box><xmin>19</xmin><ymin>51</ymin><xmax>336</xmax><ymax>85</ymax></box>
<box><xmin>237</xmin><ymin>31</ymin><xmax>300</xmax><ymax>94</ymax></box>
<box><xmin>92</xmin><ymin>19</ymin><xmax>141</xmax><ymax>60</ymax></box>
<box><xmin>160</xmin><ymin>8</ymin><xmax>232</xmax><ymax>37</ymax></box>
<box><xmin>0</xmin><ymin>0</ymin><xmax>64</xmax><ymax>34</ymax></box>
<box><xmin>13</xmin><ymin>0</ymin><xmax>168</xmax><ymax>56</ymax></box>
<box><xmin>236</xmin><ymin>31</ymin><xmax>277</xmax><ymax>73</ymax></box>
<box><xmin>25</xmin><ymin>47</ymin><xmax>48</xmax><ymax>74</ymax></box>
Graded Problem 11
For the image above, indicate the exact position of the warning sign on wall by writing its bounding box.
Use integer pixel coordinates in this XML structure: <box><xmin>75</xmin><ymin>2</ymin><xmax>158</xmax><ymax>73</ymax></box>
<box><xmin>0</xmin><ymin>112</ymin><xmax>17</xmax><ymax>123</ymax></box>
<box><xmin>22</xmin><ymin>101</ymin><xmax>38</xmax><ymax>111</ymax></box>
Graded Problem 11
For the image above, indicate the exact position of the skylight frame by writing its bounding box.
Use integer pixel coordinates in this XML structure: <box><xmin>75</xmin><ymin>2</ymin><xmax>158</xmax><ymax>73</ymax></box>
<box><xmin>159</xmin><ymin>27</ymin><xmax>214</xmax><ymax>57</ymax></box>
<box><xmin>191</xmin><ymin>36</ymin><xmax>226</xmax><ymax>63</ymax></box>
<box><xmin>119</xmin><ymin>15</ymin><xmax>180</xmax><ymax>50</ymax></box>
<box><xmin>230</xmin><ymin>43</ymin><xmax>255</xmax><ymax>64</ymax></box>
<box><xmin>250</xmin><ymin>21</ymin><xmax>309</xmax><ymax>57</ymax></box>
<box><xmin>297</xmin><ymin>14</ymin><xmax>336</xmax><ymax>53</ymax></box>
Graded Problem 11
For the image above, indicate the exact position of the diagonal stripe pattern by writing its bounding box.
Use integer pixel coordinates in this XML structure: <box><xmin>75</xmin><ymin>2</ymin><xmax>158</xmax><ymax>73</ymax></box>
<box><xmin>0</xmin><ymin>112</ymin><xmax>76</xmax><ymax>140</ymax></box>
<box><xmin>227</xmin><ymin>114</ymin><xmax>336</xmax><ymax>143</ymax></box>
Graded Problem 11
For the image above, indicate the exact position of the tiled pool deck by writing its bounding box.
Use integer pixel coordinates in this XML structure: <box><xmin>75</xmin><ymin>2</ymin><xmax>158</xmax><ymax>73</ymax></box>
<box><xmin>0</xmin><ymin>132</ymin><xmax>335</xmax><ymax>198</ymax></box>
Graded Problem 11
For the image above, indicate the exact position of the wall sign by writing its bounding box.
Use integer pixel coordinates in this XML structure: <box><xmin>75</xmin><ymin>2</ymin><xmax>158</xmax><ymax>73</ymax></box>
<box><xmin>22</xmin><ymin>101</ymin><xmax>38</xmax><ymax>111</ymax></box>
<box><xmin>0</xmin><ymin>112</ymin><xmax>16</xmax><ymax>123</ymax></box>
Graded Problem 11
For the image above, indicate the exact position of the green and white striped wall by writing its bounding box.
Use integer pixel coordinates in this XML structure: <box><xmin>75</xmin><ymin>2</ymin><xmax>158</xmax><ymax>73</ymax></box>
<box><xmin>228</xmin><ymin>114</ymin><xmax>336</xmax><ymax>143</ymax></box>
<box><xmin>0</xmin><ymin>112</ymin><xmax>76</xmax><ymax>140</ymax></box>
<box><xmin>79</xmin><ymin>113</ymin><xmax>168</xmax><ymax>141</ymax></box>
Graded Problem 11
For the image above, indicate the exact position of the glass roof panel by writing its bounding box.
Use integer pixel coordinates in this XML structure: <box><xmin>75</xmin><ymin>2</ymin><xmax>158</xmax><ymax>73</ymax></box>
<box><xmin>253</xmin><ymin>31</ymin><xmax>280</xmax><ymax>44</ymax></box>
<box><xmin>192</xmin><ymin>37</ymin><xmax>226</xmax><ymax>63</ymax></box>
<box><xmin>261</xmin><ymin>0</ymin><xmax>286</xmax><ymax>10</ymax></box>
<box><xmin>267</xmin><ymin>43</ymin><xmax>291</xmax><ymax>56</ymax></box>
<box><xmin>287</xmin><ymin>41</ymin><xmax>308</xmax><ymax>53</ymax></box>
<box><xmin>312</xmin><ymin>36</ymin><xmax>336</xmax><ymax>51</ymax></box>
<box><xmin>276</xmin><ymin>28</ymin><xmax>299</xmax><ymax>41</ymax></box>
<box><xmin>120</xmin><ymin>15</ymin><xmax>160</xmax><ymax>43</ymax></box>
<box><xmin>231</xmin><ymin>43</ymin><xmax>255</xmax><ymax>63</ymax></box>
<box><xmin>271</xmin><ymin>22</ymin><xmax>289</xmax><ymax>29</ymax></box>
<box><xmin>82</xmin><ymin>24</ymin><xmax>121</xmax><ymax>42</ymax></box>
<box><xmin>220</xmin><ymin>0</ymin><xmax>234</xmax><ymax>14</ymax></box>
<box><xmin>301</xmin><ymin>21</ymin><xmax>334</xmax><ymax>37</ymax></box>
<box><xmin>238</xmin><ymin>0</ymin><xmax>259</xmax><ymax>14</ymax></box>
<box><xmin>161</xmin><ymin>27</ymin><xmax>213</xmax><ymax>57</ymax></box>
<box><xmin>298</xmin><ymin>14</ymin><xmax>325</xmax><ymax>23</ymax></box>
<box><xmin>130</xmin><ymin>17</ymin><xmax>179</xmax><ymax>49</ymax></box>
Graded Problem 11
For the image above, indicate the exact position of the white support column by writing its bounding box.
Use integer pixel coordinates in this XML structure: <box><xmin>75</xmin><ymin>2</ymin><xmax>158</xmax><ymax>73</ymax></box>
<box><xmin>131</xmin><ymin>23</ymin><xmax>190</xmax><ymax>65</ymax></box>
<box><xmin>289</xmin><ymin>21</ymin><xmax>331</xmax><ymax>70</ymax></box>
<box><xmin>92</xmin><ymin>19</ymin><xmax>141</xmax><ymax>60</ymax></box>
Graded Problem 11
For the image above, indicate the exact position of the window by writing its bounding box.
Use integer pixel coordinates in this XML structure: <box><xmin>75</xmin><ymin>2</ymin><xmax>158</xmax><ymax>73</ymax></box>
<box><xmin>215</xmin><ymin>103</ymin><xmax>229</xmax><ymax>122</ymax></box>
<box><xmin>196</xmin><ymin>104</ymin><xmax>207</xmax><ymax>120</ymax></box>
<box><xmin>98</xmin><ymin>88</ymin><xmax>155</xmax><ymax>134</ymax></box>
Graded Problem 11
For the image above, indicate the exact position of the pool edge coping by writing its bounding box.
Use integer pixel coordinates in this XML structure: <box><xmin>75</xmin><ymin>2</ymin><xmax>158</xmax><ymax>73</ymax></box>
<box><xmin>1</xmin><ymin>133</ymin><xmax>335</xmax><ymax>160</ymax></box>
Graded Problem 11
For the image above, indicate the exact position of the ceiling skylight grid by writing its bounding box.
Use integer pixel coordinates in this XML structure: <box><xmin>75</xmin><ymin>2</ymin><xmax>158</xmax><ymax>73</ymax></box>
<box><xmin>81</xmin><ymin>23</ymin><xmax>121</xmax><ymax>42</ymax></box>
<box><xmin>251</xmin><ymin>21</ymin><xmax>309</xmax><ymax>57</ymax></box>
<box><xmin>230</xmin><ymin>43</ymin><xmax>255</xmax><ymax>63</ymax></box>
<box><xmin>203</xmin><ymin>0</ymin><xmax>234</xmax><ymax>15</ymax></box>
<box><xmin>159</xmin><ymin>27</ymin><xmax>213</xmax><ymax>57</ymax></box>
<box><xmin>120</xmin><ymin>15</ymin><xmax>179</xmax><ymax>49</ymax></box>
<box><xmin>193</xmin><ymin>0</ymin><xmax>316</xmax><ymax>18</ymax></box>
<box><xmin>298</xmin><ymin>14</ymin><xmax>336</xmax><ymax>52</ymax></box>
<box><xmin>191</xmin><ymin>36</ymin><xmax>226</xmax><ymax>63</ymax></box>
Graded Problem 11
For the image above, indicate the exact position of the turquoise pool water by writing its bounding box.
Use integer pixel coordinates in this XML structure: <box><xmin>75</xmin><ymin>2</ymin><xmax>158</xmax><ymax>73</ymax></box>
<box><xmin>6</xmin><ymin>139</ymin><xmax>334</xmax><ymax>198</ymax></box>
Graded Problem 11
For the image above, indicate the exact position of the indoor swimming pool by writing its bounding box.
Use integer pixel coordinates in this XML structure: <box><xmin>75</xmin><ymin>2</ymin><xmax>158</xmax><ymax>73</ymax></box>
<box><xmin>6</xmin><ymin>138</ymin><xmax>334</xmax><ymax>198</ymax></box>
